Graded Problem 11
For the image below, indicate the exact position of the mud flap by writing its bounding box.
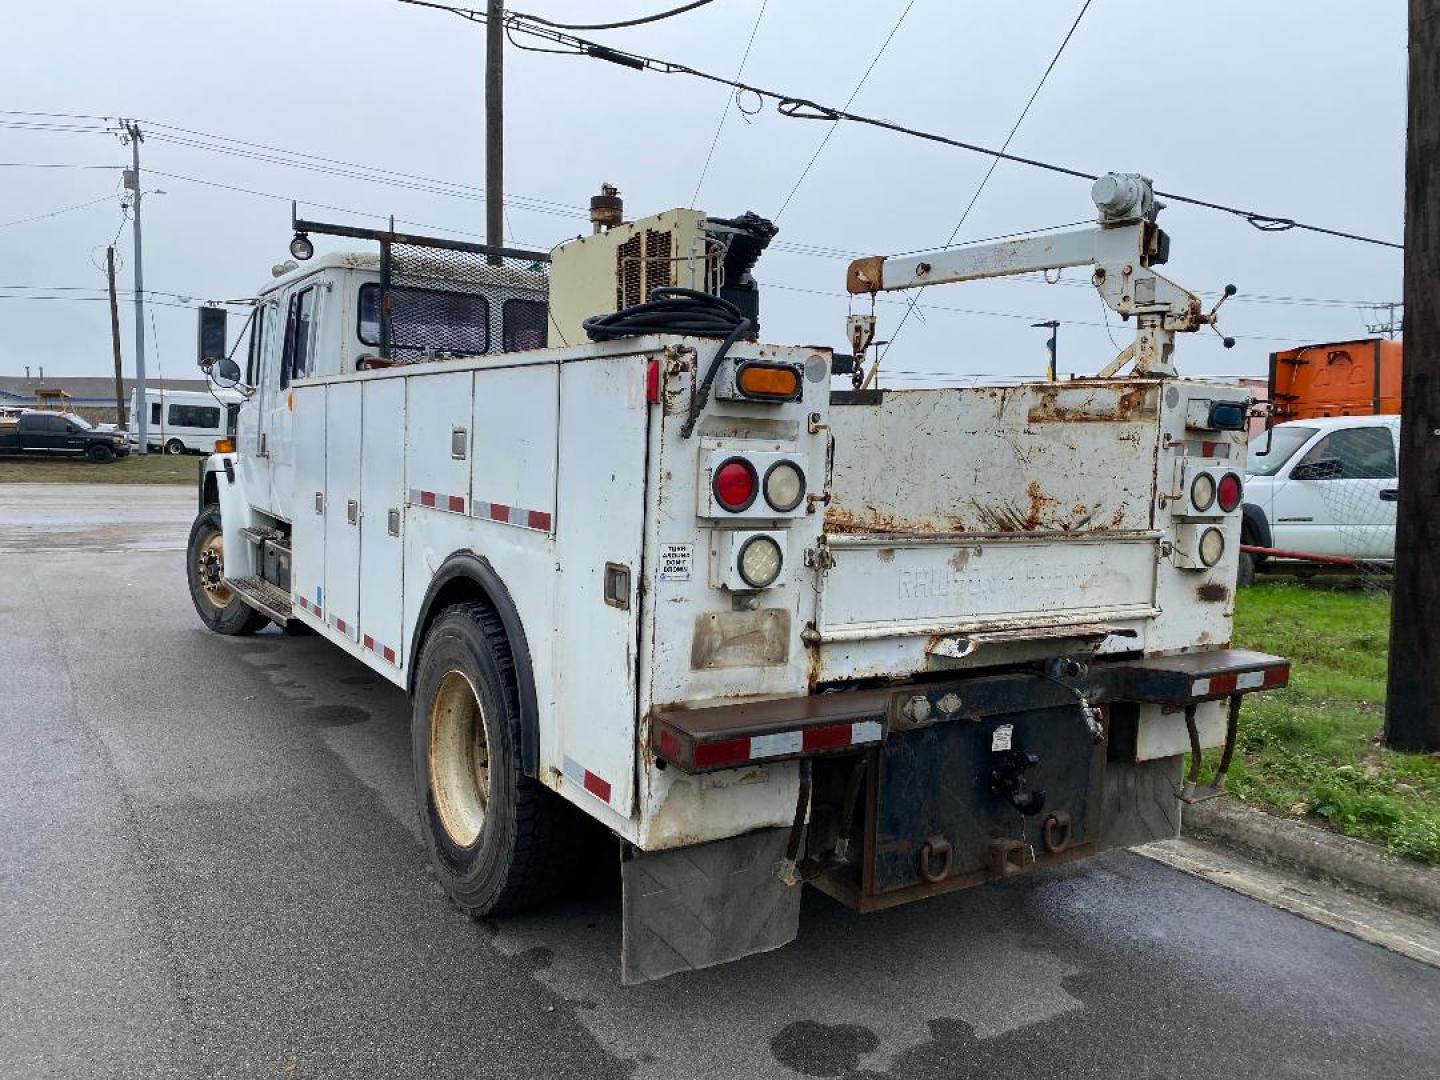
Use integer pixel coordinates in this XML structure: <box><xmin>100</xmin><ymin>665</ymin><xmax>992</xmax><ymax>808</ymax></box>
<box><xmin>620</xmin><ymin>827</ymin><xmax>801</xmax><ymax>985</ymax></box>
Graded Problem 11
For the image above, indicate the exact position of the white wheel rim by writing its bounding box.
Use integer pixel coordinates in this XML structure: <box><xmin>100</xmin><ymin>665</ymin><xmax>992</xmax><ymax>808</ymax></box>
<box><xmin>429</xmin><ymin>669</ymin><xmax>491</xmax><ymax>847</ymax></box>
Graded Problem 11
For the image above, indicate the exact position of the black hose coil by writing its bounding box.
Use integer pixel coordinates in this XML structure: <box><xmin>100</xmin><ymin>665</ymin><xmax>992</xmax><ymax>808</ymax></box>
<box><xmin>582</xmin><ymin>287</ymin><xmax>752</xmax><ymax>437</ymax></box>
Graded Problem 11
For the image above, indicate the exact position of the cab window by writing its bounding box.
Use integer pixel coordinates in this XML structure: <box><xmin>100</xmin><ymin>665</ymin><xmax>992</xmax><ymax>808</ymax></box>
<box><xmin>357</xmin><ymin>283</ymin><xmax>489</xmax><ymax>356</ymax></box>
<box><xmin>502</xmin><ymin>298</ymin><xmax>546</xmax><ymax>352</ymax></box>
<box><xmin>246</xmin><ymin>304</ymin><xmax>269</xmax><ymax>386</ymax></box>
<box><xmin>1295</xmin><ymin>426</ymin><xmax>1396</xmax><ymax>480</ymax></box>
<box><xmin>281</xmin><ymin>285</ymin><xmax>318</xmax><ymax>388</ymax></box>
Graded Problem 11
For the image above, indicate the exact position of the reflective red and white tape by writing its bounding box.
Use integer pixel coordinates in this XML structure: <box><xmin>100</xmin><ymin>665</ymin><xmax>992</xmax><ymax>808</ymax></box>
<box><xmin>408</xmin><ymin>488</ymin><xmax>467</xmax><ymax>515</ymax></box>
<box><xmin>362</xmin><ymin>633</ymin><xmax>399</xmax><ymax>666</ymax></box>
<box><xmin>407</xmin><ymin>490</ymin><xmax>552</xmax><ymax>532</ymax></box>
<box><xmin>1192</xmin><ymin>665</ymin><xmax>1289</xmax><ymax>697</ymax></box>
<box><xmin>562</xmin><ymin>756</ymin><xmax>612</xmax><ymax>805</ymax></box>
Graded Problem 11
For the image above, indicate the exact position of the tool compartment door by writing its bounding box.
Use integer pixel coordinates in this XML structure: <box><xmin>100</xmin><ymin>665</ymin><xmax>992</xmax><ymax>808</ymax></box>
<box><xmin>289</xmin><ymin>384</ymin><xmax>327</xmax><ymax>621</ymax></box>
<box><xmin>359</xmin><ymin>377</ymin><xmax>406</xmax><ymax>668</ymax></box>
<box><xmin>324</xmin><ymin>381</ymin><xmax>363</xmax><ymax>642</ymax></box>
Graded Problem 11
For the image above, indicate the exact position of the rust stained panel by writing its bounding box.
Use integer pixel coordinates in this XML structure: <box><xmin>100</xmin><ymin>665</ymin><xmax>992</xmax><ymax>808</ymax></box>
<box><xmin>826</xmin><ymin>381</ymin><xmax>1159</xmax><ymax>538</ymax></box>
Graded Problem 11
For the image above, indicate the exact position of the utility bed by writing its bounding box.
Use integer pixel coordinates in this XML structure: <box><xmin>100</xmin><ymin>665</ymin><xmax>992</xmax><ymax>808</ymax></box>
<box><xmin>814</xmin><ymin>378</ymin><xmax>1228</xmax><ymax>682</ymax></box>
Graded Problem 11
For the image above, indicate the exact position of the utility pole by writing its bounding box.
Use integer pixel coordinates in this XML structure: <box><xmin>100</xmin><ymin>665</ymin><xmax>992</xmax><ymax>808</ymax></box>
<box><xmin>485</xmin><ymin>0</ymin><xmax>504</xmax><ymax>265</ymax></box>
<box><xmin>105</xmin><ymin>246</ymin><xmax>126</xmax><ymax>428</ymax></box>
<box><xmin>1032</xmin><ymin>320</ymin><xmax>1059</xmax><ymax>381</ymax></box>
<box><xmin>122</xmin><ymin>120</ymin><xmax>149</xmax><ymax>454</ymax></box>
<box><xmin>1385</xmin><ymin>0</ymin><xmax>1439</xmax><ymax>753</ymax></box>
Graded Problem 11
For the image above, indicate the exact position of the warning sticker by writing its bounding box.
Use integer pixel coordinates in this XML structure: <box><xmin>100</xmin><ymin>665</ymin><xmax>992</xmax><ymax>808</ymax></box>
<box><xmin>659</xmin><ymin>543</ymin><xmax>693</xmax><ymax>582</ymax></box>
<box><xmin>990</xmin><ymin>723</ymin><xmax>1014</xmax><ymax>752</ymax></box>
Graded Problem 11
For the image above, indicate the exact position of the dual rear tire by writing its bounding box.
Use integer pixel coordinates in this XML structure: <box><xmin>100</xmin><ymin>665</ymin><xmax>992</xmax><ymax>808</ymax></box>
<box><xmin>412</xmin><ymin>603</ymin><xmax>582</xmax><ymax>916</ymax></box>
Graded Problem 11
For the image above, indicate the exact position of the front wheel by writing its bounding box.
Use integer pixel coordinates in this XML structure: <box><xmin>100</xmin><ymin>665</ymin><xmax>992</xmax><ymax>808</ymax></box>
<box><xmin>412</xmin><ymin>603</ymin><xmax>582</xmax><ymax>917</ymax></box>
<box><xmin>87</xmin><ymin>443</ymin><xmax>115</xmax><ymax>463</ymax></box>
<box><xmin>165</xmin><ymin>438</ymin><xmax>186</xmax><ymax>455</ymax></box>
<box><xmin>186</xmin><ymin>506</ymin><xmax>269</xmax><ymax>635</ymax></box>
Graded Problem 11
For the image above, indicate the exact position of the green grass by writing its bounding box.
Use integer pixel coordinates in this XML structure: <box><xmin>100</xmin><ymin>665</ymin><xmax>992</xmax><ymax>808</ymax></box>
<box><xmin>1197</xmin><ymin>581</ymin><xmax>1440</xmax><ymax>863</ymax></box>
<box><xmin>0</xmin><ymin>452</ymin><xmax>199</xmax><ymax>484</ymax></box>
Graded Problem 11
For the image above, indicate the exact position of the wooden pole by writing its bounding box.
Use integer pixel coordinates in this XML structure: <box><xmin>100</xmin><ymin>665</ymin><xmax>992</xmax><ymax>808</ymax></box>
<box><xmin>485</xmin><ymin>0</ymin><xmax>504</xmax><ymax>265</ymax></box>
<box><xmin>106</xmin><ymin>246</ymin><xmax>126</xmax><ymax>428</ymax></box>
<box><xmin>1385</xmin><ymin>0</ymin><xmax>1440</xmax><ymax>752</ymax></box>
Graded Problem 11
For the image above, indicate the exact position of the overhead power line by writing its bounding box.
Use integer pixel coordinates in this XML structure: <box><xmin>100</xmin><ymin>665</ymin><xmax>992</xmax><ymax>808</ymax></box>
<box><xmin>689</xmin><ymin>0</ymin><xmax>769</xmax><ymax>208</ymax></box>
<box><xmin>0</xmin><ymin>193</ymin><xmax>117</xmax><ymax>229</ymax></box>
<box><xmin>774</xmin><ymin>1</ymin><xmax>916</xmax><ymax>219</ymax></box>
<box><xmin>396</xmin><ymin>0</ymin><xmax>1403</xmax><ymax>250</ymax></box>
<box><xmin>513</xmin><ymin>0</ymin><xmax>719</xmax><ymax>31</ymax></box>
<box><xmin>877</xmin><ymin>0</ymin><xmax>1093</xmax><ymax>371</ymax></box>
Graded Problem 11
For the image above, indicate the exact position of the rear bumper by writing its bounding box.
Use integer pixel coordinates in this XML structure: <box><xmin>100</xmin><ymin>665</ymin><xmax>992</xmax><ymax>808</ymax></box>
<box><xmin>651</xmin><ymin>648</ymin><xmax>1289</xmax><ymax>775</ymax></box>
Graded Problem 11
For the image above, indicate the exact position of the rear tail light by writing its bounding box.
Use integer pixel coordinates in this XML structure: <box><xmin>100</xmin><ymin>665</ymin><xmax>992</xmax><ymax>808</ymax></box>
<box><xmin>734</xmin><ymin>361</ymin><xmax>802</xmax><ymax>401</ymax></box>
<box><xmin>645</xmin><ymin>358</ymin><xmax>660</xmax><ymax>404</ymax></box>
<box><xmin>1199</xmin><ymin>527</ymin><xmax>1225</xmax><ymax>566</ymax></box>
<box><xmin>1217</xmin><ymin>471</ymin><xmax>1243</xmax><ymax>512</ymax></box>
<box><xmin>713</xmin><ymin>457</ymin><xmax>758</xmax><ymax>512</ymax></box>
<box><xmin>1189</xmin><ymin>472</ymin><xmax>1216</xmax><ymax>512</ymax></box>
<box><xmin>763</xmin><ymin>460</ymin><xmax>806</xmax><ymax>512</ymax></box>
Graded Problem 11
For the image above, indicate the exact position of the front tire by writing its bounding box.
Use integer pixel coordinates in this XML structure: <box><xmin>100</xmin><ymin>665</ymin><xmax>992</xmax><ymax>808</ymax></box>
<box><xmin>186</xmin><ymin>506</ymin><xmax>269</xmax><ymax>635</ymax></box>
<box><xmin>412</xmin><ymin>603</ymin><xmax>581</xmax><ymax>916</ymax></box>
<box><xmin>87</xmin><ymin>443</ymin><xmax>115</xmax><ymax>463</ymax></box>
<box><xmin>165</xmin><ymin>439</ymin><xmax>186</xmax><ymax>455</ymax></box>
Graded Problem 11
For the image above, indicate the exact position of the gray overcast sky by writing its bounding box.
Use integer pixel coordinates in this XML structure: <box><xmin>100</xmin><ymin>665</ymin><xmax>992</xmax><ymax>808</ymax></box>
<box><xmin>0</xmin><ymin>0</ymin><xmax>1407</xmax><ymax>385</ymax></box>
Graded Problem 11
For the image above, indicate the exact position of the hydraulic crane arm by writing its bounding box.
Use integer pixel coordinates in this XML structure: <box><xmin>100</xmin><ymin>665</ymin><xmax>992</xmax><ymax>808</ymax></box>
<box><xmin>845</xmin><ymin>173</ymin><xmax>1234</xmax><ymax>378</ymax></box>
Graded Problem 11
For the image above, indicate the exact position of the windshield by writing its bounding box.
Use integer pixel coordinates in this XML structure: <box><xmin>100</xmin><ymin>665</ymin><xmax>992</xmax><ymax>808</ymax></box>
<box><xmin>1246</xmin><ymin>425</ymin><xmax>1315</xmax><ymax>476</ymax></box>
<box><xmin>65</xmin><ymin>413</ymin><xmax>94</xmax><ymax>431</ymax></box>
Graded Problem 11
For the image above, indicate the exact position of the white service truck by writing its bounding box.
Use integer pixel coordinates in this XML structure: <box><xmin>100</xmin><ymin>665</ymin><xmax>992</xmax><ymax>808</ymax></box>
<box><xmin>188</xmin><ymin>177</ymin><xmax>1288</xmax><ymax>982</ymax></box>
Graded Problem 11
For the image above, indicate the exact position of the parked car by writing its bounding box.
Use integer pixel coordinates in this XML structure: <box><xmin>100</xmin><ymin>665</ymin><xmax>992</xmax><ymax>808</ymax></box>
<box><xmin>1240</xmin><ymin>415</ymin><xmax>1399</xmax><ymax>581</ymax></box>
<box><xmin>0</xmin><ymin>410</ymin><xmax>131</xmax><ymax>462</ymax></box>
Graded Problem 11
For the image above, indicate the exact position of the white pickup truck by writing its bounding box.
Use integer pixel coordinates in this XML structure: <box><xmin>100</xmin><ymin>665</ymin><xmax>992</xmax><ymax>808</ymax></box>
<box><xmin>188</xmin><ymin>176</ymin><xmax>1287</xmax><ymax>982</ymax></box>
<box><xmin>1241</xmin><ymin>415</ymin><xmax>1400</xmax><ymax>574</ymax></box>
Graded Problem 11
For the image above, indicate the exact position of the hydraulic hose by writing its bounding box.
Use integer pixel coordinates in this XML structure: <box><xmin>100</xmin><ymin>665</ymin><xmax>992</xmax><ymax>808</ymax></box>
<box><xmin>581</xmin><ymin>286</ymin><xmax>751</xmax><ymax>437</ymax></box>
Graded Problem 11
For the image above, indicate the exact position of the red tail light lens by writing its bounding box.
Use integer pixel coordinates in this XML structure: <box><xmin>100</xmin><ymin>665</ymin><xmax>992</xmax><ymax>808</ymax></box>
<box><xmin>713</xmin><ymin>458</ymin><xmax>758</xmax><ymax>512</ymax></box>
<box><xmin>1217</xmin><ymin>471</ymin><xmax>1243</xmax><ymax>512</ymax></box>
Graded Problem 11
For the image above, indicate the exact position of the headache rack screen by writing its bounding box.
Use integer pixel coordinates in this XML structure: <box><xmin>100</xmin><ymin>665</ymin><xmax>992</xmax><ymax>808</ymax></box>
<box><xmin>381</xmin><ymin>241</ymin><xmax>550</xmax><ymax>362</ymax></box>
<box><xmin>289</xmin><ymin>214</ymin><xmax>550</xmax><ymax>364</ymax></box>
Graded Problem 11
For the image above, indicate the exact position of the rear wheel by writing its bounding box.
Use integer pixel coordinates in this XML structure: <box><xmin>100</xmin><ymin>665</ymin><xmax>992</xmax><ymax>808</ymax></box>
<box><xmin>412</xmin><ymin>603</ymin><xmax>582</xmax><ymax>916</ymax></box>
<box><xmin>165</xmin><ymin>439</ymin><xmax>186</xmax><ymax>455</ymax></box>
<box><xmin>1236</xmin><ymin>551</ymin><xmax>1256</xmax><ymax>588</ymax></box>
<box><xmin>87</xmin><ymin>443</ymin><xmax>115</xmax><ymax>463</ymax></box>
<box><xmin>186</xmin><ymin>506</ymin><xmax>269</xmax><ymax>635</ymax></box>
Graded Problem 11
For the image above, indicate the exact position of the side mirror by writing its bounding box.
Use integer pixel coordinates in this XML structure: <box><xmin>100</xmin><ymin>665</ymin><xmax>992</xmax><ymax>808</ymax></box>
<box><xmin>213</xmin><ymin>357</ymin><xmax>242</xmax><ymax>388</ymax></box>
<box><xmin>196</xmin><ymin>305</ymin><xmax>229</xmax><ymax>368</ymax></box>
<box><xmin>1291</xmin><ymin>458</ymin><xmax>1342</xmax><ymax>481</ymax></box>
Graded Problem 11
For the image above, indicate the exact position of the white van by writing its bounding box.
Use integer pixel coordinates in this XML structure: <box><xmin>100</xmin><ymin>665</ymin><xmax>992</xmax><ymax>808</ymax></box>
<box><xmin>129</xmin><ymin>387</ymin><xmax>243</xmax><ymax>455</ymax></box>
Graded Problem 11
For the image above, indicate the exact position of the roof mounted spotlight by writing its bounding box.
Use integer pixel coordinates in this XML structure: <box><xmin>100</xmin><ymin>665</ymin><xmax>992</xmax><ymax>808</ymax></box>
<box><xmin>289</xmin><ymin>231</ymin><xmax>314</xmax><ymax>261</ymax></box>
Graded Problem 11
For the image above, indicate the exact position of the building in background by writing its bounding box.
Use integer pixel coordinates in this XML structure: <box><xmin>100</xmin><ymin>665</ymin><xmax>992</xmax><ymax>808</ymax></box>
<box><xmin>0</xmin><ymin>375</ymin><xmax>212</xmax><ymax>425</ymax></box>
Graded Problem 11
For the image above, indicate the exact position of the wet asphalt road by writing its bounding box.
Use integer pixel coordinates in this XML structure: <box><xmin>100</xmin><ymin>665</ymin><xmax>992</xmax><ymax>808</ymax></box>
<box><xmin>2</xmin><ymin>483</ymin><xmax>1438</xmax><ymax>1080</ymax></box>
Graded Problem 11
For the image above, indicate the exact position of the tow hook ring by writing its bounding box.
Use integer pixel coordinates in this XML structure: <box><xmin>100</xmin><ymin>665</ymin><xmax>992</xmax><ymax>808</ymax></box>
<box><xmin>918</xmin><ymin>834</ymin><xmax>953</xmax><ymax>884</ymax></box>
<box><xmin>1042</xmin><ymin>811</ymin><xmax>1073</xmax><ymax>854</ymax></box>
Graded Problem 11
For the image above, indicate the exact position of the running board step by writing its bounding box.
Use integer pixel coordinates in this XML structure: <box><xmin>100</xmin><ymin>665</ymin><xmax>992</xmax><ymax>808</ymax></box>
<box><xmin>239</xmin><ymin>525</ymin><xmax>286</xmax><ymax>547</ymax></box>
<box><xmin>225</xmin><ymin>575</ymin><xmax>292</xmax><ymax>623</ymax></box>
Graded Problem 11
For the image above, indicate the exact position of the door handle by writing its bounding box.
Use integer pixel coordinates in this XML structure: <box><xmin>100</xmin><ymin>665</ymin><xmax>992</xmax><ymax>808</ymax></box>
<box><xmin>1380</xmin><ymin>489</ymin><xmax>1398</xmax><ymax>502</ymax></box>
<box><xmin>347</xmin><ymin>500</ymin><xmax>359</xmax><ymax>525</ymax></box>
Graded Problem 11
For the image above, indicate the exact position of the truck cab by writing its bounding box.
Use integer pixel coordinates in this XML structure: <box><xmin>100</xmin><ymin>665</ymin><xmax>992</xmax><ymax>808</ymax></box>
<box><xmin>229</xmin><ymin>248</ymin><xmax>548</xmax><ymax>524</ymax></box>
